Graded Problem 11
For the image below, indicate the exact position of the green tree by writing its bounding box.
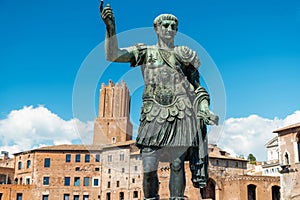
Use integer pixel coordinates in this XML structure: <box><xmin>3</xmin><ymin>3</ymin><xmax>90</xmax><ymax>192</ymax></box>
<box><xmin>247</xmin><ymin>153</ymin><xmax>257</xmax><ymax>164</ymax></box>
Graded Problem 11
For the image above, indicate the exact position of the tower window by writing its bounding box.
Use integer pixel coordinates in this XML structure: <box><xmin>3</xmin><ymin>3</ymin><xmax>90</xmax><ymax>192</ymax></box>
<box><xmin>120</xmin><ymin>153</ymin><xmax>124</xmax><ymax>161</ymax></box>
<box><xmin>108</xmin><ymin>155</ymin><xmax>112</xmax><ymax>162</ymax></box>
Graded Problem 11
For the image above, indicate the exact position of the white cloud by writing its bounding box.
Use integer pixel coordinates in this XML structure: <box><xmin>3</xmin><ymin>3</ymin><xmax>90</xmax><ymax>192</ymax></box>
<box><xmin>0</xmin><ymin>105</ymin><xmax>93</xmax><ymax>156</ymax></box>
<box><xmin>212</xmin><ymin>110</ymin><xmax>300</xmax><ymax>161</ymax></box>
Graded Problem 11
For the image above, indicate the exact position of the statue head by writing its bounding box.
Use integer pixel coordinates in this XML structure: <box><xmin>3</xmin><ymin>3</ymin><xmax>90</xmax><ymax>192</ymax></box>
<box><xmin>153</xmin><ymin>14</ymin><xmax>178</xmax><ymax>30</ymax></box>
<box><xmin>153</xmin><ymin>14</ymin><xmax>178</xmax><ymax>42</ymax></box>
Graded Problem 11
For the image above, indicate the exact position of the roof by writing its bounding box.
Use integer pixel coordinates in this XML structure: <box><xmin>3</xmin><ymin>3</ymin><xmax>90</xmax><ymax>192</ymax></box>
<box><xmin>265</xmin><ymin>136</ymin><xmax>278</xmax><ymax>147</ymax></box>
<box><xmin>209</xmin><ymin>152</ymin><xmax>248</xmax><ymax>162</ymax></box>
<box><xmin>13</xmin><ymin>140</ymin><xmax>136</xmax><ymax>155</ymax></box>
<box><xmin>273</xmin><ymin>122</ymin><xmax>300</xmax><ymax>133</ymax></box>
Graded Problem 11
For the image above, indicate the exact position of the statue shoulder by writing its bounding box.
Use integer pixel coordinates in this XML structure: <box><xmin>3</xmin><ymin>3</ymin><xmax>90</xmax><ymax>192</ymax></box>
<box><xmin>174</xmin><ymin>46</ymin><xmax>200</xmax><ymax>69</ymax></box>
<box><xmin>134</xmin><ymin>43</ymin><xmax>148</xmax><ymax>50</ymax></box>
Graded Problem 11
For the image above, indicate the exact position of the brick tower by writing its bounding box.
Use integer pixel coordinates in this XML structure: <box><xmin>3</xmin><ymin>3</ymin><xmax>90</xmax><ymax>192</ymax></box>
<box><xmin>93</xmin><ymin>80</ymin><xmax>133</xmax><ymax>144</ymax></box>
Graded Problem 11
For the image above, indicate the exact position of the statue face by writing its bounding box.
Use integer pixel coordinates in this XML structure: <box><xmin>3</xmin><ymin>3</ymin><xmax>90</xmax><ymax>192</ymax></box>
<box><xmin>155</xmin><ymin>20</ymin><xmax>177</xmax><ymax>41</ymax></box>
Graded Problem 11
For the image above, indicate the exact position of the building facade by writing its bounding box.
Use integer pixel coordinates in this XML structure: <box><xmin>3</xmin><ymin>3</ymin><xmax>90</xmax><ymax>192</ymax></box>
<box><xmin>0</xmin><ymin>81</ymin><xmax>280</xmax><ymax>200</ymax></box>
<box><xmin>274</xmin><ymin>122</ymin><xmax>300</xmax><ymax>200</ymax></box>
<box><xmin>262</xmin><ymin>136</ymin><xmax>281</xmax><ymax>177</ymax></box>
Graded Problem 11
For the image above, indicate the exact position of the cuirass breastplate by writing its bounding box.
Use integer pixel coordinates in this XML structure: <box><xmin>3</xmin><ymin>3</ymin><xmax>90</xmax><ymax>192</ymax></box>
<box><xmin>138</xmin><ymin>47</ymin><xmax>197</xmax><ymax>123</ymax></box>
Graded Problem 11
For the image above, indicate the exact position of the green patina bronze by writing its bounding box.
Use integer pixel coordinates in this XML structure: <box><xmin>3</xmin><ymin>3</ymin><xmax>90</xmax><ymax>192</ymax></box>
<box><xmin>100</xmin><ymin>2</ymin><xmax>218</xmax><ymax>199</ymax></box>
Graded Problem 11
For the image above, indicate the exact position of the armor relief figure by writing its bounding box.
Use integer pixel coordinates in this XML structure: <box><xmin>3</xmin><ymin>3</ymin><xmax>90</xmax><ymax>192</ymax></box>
<box><xmin>100</xmin><ymin>1</ymin><xmax>218</xmax><ymax>199</ymax></box>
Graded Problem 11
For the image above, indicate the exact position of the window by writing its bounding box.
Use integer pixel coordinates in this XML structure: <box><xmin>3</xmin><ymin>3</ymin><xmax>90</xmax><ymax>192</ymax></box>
<box><xmin>133</xmin><ymin>191</ymin><xmax>138</xmax><ymax>198</ymax></box>
<box><xmin>66</xmin><ymin>154</ymin><xmax>71</xmax><ymax>162</ymax></box>
<box><xmin>73</xmin><ymin>195</ymin><xmax>79</xmax><ymax>200</ymax></box>
<box><xmin>117</xmin><ymin>181</ymin><xmax>120</xmax><ymax>187</ymax></box>
<box><xmin>95</xmin><ymin>154</ymin><xmax>100</xmax><ymax>162</ymax></box>
<box><xmin>107</xmin><ymin>181</ymin><xmax>111</xmax><ymax>188</ymax></box>
<box><xmin>95</xmin><ymin>167</ymin><xmax>100</xmax><ymax>172</ymax></box>
<box><xmin>120</xmin><ymin>153</ymin><xmax>124</xmax><ymax>161</ymax></box>
<box><xmin>85</xmin><ymin>154</ymin><xmax>90</xmax><ymax>163</ymax></box>
<box><xmin>284</xmin><ymin>152</ymin><xmax>290</xmax><ymax>165</ymax></box>
<box><xmin>42</xmin><ymin>195</ymin><xmax>48</xmax><ymax>200</ymax></box>
<box><xmin>122</xmin><ymin>168</ymin><xmax>125</xmax><ymax>173</ymax></box>
<box><xmin>27</xmin><ymin>160</ymin><xmax>31</xmax><ymax>168</ymax></box>
<box><xmin>108</xmin><ymin>155</ymin><xmax>112</xmax><ymax>162</ymax></box>
<box><xmin>63</xmin><ymin>194</ymin><xmax>70</xmax><ymax>200</ymax></box>
<box><xmin>297</xmin><ymin>133</ymin><xmax>300</xmax><ymax>162</ymax></box>
<box><xmin>76</xmin><ymin>154</ymin><xmax>81</xmax><ymax>162</ymax></box>
<box><xmin>134</xmin><ymin>166</ymin><xmax>138</xmax><ymax>171</ymax></box>
<box><xmin>135</xmin><ymin>155</ymin><xmax>139</xmax><ymax>160</ymax></box>
<box><xmin>108</xmin><ymin>169</ymin><xmax>111</xmax><ymax>174</ymax></box>
<box><xmin>84</xmin><ymin>177</ymin><xmax>90</xmax><ymax>186</ymax></box>
<box><xmin>0</xmin><ymin>193</ymin><xmax>2</xmax><ymax>200</ymax></box>
<box><xmin>132</xmin><ymin>178</ymin><xmax>135</xmax><ymax>183</ymax></box>
<box><xmin>64</xmin><ymin>177</ymin><xmax>70</xmax><ymax>186</ymax></box>
<box><xmin>20</xmin><ymin>177</ymin><xmax>23</xmax><ymax>184</ymax></box>
<box><xmin>93</xmin><ymin>178</ymin><xmax>99</xmax><ymax>187</ymax></box>
<box><xmin>226</xmin><ymin>160</ymin><xmax>229</xmax><ymax>167</ymax></box>
<box><xmin>18</xmin><ymin>162</ymin><xmax>22</xmax><ymax>170</ymax></box>
<box><xmin>119</xmin><ymin>192</ymin><xmax>124</xmax><ymax>200</ymax></box>
<box><xmin>43</xmin><ymin>177</ymin><xmax>49</xmax><ymax>185</ymax></box>
<box><xmin>272</xmin><ymin>185</ymin><xmax>280</xmax><ymax>200</ymax></box>
<box><xmin>235</xmin><ymin>162</ymin><xmax>239</xmax><ymax>168</ymax></box>
<box><xmin>112</xmin><ymin>137</ymin><xmax>116</xmax><ymax>143</ymax></box>
<box><xmin>75</xmin><ymin>167</ymin><xmax>80</xmax><ymax>171</ymax></box>
<box><xmin>44</xmin><ymin>158</ymin><xmax>50</xmax><ymax>168</ymax></box>
<box><xmin>83</xmin><ymin>195</ymin><xmax>89</xmax><ymax>200</ymax></box>
<box><xmin>216</xmin><ymin>160</ymin><xmax>219</xmax><ymax>166</ymax></box>
<box><xmin>106</xmin><ymin>193</ymin><xmax>111</xmax><ymax>200</ymax></box>
<box><xmin>74</xmin><ymin>177</ymin><xmax>80</xmax><ymax>186</ymax></box>
<box><xmin>17</xmin><ymin>193</ymin><xmax>22</xmax><ymax>200</ymax></box>
<box><xmin>25</xmin><ymin>178</ymin><xmax>30</xmax><ymax>185</ymax></box>
<box><xmin>247</xmin><ymin>184</ymin><xmax>256</xmax><ymax>200</ymax></box>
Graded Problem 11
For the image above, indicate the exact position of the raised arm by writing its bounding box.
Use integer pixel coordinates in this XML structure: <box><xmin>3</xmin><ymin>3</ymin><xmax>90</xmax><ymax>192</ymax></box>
<box><xmin>100</xmin><ymin>2</ymin><xmax>133</xmax><ymax>62</ymax></box>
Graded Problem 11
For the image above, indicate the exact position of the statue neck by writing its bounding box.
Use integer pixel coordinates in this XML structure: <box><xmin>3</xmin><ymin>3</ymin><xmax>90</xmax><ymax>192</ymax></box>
<box><xmin>157</xmin><ymin>38</ymin><xmax>174</xmax><ymax>50</ymax></box>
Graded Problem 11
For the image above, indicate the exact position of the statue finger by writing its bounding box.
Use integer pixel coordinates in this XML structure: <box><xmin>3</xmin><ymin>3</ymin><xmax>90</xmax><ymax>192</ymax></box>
<box><xmin>102</xmin><ymin>7</ymin><xmax>112</xmax><ymax>14</ymax></box>
<box><xmin>102</xmin><ymin>12</ymin><xmax>114</xmax><ymax>20</ymax></box>
<box><xmin>99</xmin><ymin>0</ymin><xmax>104</xmax><ymax>12</ymax></box>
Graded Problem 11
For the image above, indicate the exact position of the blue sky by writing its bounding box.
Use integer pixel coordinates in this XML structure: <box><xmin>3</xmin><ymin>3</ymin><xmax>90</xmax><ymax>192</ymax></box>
<box><xmin>1</xmin><ymin>0</ymin><xmax>300</xmax><ymax>159</ymax></box>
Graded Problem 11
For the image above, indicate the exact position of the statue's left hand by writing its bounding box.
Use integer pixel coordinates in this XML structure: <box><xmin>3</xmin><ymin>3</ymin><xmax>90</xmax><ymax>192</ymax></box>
<box><xmin>198</xmin><ymin>100</ymin><xmax>219</xmax><ymax>125</ymax></box>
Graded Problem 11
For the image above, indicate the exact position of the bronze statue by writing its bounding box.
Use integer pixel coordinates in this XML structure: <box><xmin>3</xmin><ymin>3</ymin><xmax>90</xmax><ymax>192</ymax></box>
<box><xmin>100</xmin><ymin>2</ymin><xmax>218</xmax><ymax>199</ymax></box>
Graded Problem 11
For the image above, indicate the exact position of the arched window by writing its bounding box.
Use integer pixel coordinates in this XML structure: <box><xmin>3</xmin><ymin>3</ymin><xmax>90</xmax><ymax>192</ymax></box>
<box><xmin>284</xmin><ymin>152</ymin><xmax>290</xmax><ymax>165</ymax></box>
<box><xmin>201</xmin><ymin>178</ymin><xmax>216</xmax><ymax>200</ymax></box>
<box><xmin>119</xmin><ymin>192</ymin><xmax>124</xmax><ymax>200</ymax></box>
<box><xmin>247</xmin><ymin>184</ymin><xmax>256</xmax><ymax>200</ymax></box>
<box><xmin>272</xmin><ymin>185</ymin><xmax>280</xmax><ymax>200</ymax></box>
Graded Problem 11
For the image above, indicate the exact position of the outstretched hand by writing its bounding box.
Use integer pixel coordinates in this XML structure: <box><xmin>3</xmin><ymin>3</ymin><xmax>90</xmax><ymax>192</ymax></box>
<box><xmin>100</xmin><ymin>1</ymin><xmax>115</xmax><ymax>29</ymax></box>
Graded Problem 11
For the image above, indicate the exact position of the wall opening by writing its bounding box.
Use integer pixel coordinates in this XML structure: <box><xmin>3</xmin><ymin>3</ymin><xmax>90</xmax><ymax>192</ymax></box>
<box><xmin>297</xmin><ymin>132</ymin><xmax>300</xmax><ymax>162</ymax></box>
<box><xmin>201</xmin><ymin>178</ymin><xmax>216</xmax><ymax>200</ymax></box>
<box><xmin>272</xmin><ymin>185</ymin><xmax>280</xmax><ymax>200</ymax></box>
<box><xmin>106</xmin><ymin>192</ymin><xmax>111</xmax><ymax>200</ymax></box>
<box><xmin>119</xmin><ymin>192</ymin><xmax>124</xmax><ymax>200</ymax></box>
<box><xmin>284</xmin><ymin>152</ymin><xmax>290</xmax><ymax>165</ymax></box>
<box><xmin>247</xmin><ymin>184</ymin><xmax>256</xmax><ymax>200</ymax></box>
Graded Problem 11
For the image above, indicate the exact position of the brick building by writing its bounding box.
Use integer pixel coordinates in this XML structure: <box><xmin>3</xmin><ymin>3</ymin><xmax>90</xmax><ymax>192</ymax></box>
<box><xmin>274</xmin><ymin>122</ymin><xmax>300</xmax><ymax>199</ymax></box>
<box><xmin>0</xmin><ymin>81</ymin><xmax>280</xmax><ymax>200</ymax></box>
